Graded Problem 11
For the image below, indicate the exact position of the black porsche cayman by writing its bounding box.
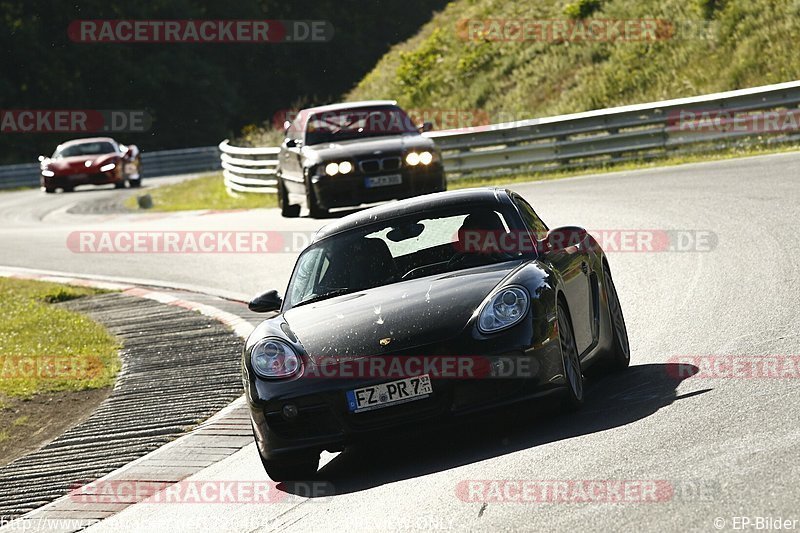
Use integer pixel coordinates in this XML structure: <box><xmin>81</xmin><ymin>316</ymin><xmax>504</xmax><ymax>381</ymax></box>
<box><xmin>243</xmin><ymin>187</ymin><xmax>630</xmax><ymax>481</ymax></box>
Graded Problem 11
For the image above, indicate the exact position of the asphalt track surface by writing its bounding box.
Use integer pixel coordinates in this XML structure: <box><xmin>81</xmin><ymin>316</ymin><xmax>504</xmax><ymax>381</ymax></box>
<box><xmin>1</xmin><ymin>153</ymin><xmax>799</xmax><ymax>532</ymax></box>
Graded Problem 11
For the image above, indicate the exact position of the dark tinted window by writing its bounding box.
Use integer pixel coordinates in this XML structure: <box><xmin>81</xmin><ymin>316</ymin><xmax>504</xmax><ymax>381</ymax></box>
<box><xmin>512</xmin><ymin>195</ymin><xmax>548</xmax><ymax>239</ymax></box>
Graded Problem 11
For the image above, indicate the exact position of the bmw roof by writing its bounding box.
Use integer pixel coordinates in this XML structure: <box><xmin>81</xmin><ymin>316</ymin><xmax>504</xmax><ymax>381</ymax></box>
<box><xmin>301</xmin><ymin>100</ymin><xmax>399</xmax><ymax>115</ymax></box>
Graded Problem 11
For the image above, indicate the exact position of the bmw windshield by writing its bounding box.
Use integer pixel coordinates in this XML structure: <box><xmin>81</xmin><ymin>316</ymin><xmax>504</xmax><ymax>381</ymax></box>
<box><xmin>304</xmin><ymin>106</ymin><xmax>419</xmax><ymax>145</ymax></box>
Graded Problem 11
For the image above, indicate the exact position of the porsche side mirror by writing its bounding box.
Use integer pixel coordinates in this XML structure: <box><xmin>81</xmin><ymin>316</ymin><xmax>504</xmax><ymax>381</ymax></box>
<box><xmin>249</xmin><ymin>290</ymin><xmax>282</xmax><ymax>313</ymax></box>
<box><xmin>418</xmin><ymin>121</ymin><xmax>434</xmax><ymax>133</ymax></box>
<box><xmin>539</xmin><ymin>226</ymin><xmax>587</xmax><ymax>254</ymax></box>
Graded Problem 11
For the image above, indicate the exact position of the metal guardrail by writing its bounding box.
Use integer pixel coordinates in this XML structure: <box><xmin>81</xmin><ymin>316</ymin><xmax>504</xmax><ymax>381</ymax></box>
<box><xmin>219</xmin><ymin>80</ymin><xmax>800</xmax><ymax>192</ymax></box>
<box><xmin>219</xmin><ymin>140</ymin><xmax>279</xmax><ymax>194</ymax></box>
<box><xmin>0</xmin><ymin>146</ymin><xmax>221</xmax><ymax>189</ymax></box>
<box><xmin>5</xmin><ymin>81</ymin><xmax>798</xmax><ymax>191</ymax></box>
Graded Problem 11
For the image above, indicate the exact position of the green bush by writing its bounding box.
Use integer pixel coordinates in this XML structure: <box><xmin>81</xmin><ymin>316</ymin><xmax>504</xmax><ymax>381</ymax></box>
<box><xmin>563</xmin><ymin>0</ymin><xmax>603</xmax><ymax>19</ymax></box>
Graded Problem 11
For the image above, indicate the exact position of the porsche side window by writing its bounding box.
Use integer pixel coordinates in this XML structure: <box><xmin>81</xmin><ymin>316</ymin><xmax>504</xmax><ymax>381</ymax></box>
<box><xmin>513</xmin><ymin>196</ymin><xmax>548</xmax><ymax>240</ymax></box>
<box><xmin>288</xmin><ymin>247</ymin><xmax>327</xmax><ymax>304</ymax></box>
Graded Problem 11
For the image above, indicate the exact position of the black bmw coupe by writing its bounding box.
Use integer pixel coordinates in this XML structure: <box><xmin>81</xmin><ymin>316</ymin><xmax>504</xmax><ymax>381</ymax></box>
<box><xmin>244</xmin><ymin>188</ymin><xmax>630</xmax><ymax>481</ymax></box>
<box><xmin>276</xmin><ymin>101</ymin><xmax>446</xmax><ymax>218</ymax></box>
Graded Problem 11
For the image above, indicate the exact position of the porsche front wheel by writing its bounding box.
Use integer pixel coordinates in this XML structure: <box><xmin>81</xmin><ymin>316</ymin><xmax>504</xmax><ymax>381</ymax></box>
<box><xmin>260</xmin><ymin>453</ymin><xmax>319</xmax><ymax>482</ymax></box>
<box><xmin>604</xmin><ymin>266</ymin><xmax>630</xmax><ymax>371</ymax></box>
<box><xmin>558</xmin><ymin>302</ymin><xmax>584</xmax><ymax>410</ymax></box>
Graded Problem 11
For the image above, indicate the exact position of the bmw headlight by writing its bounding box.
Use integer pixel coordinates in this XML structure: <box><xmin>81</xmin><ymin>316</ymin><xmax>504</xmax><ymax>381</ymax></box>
<box><xmin>405</xmin><ymin>151</ymin><xmax>434</xmax><ymax>166</ymax></box>
<box><xmin>478</xmin><ymin>286</ymin><xmax>530</xmax><ymax>333</ymax></box>
<box><xmin>250</xmin><ymin>338</ymin><xmax>301</xmax><ymax>379</ymax></box>
<box><xmin>324</xmin><ymin>161</ymin><xmax>354</xmax><ymax>176</ymax></box>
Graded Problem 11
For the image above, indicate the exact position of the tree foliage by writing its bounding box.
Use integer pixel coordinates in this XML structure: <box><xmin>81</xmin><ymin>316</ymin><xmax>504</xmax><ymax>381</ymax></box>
<box><xmin>0</xmin><ymin>0</ymin><xmax>447</xmax><ymax>162</ymax></box>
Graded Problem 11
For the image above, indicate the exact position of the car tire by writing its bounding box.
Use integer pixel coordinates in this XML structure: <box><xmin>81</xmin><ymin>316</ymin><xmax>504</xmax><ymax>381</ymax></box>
<box><xmin>305</xmin><ymin>183</ymin><xmax>327</xmax><ymax>219</ymax></box>
<box><xmin>557</xmin><ymin>300</ymin><xmax>584</xmax><ymax>411</ymax></box>
<box><xmin>279</xmin><ymin>179</ymin><xmax>300</xmax><ymax>218</ymax></box>
<box><xmin>603</xmin><ymin>265</ymin><xmax>630</xmax><ymax>371</ymax></box>
<box><xmin>62</xmin><ymin>186</ymin><xmax>74</xmax><ymax>193</ymax></box>
<box><xmin>259</xmin><ymin>453</ymin><xmax>319</xmax><ymax>482</ymax></box>
<box><xmin>129</xmin><ymin>178</ymin><xmax>142</xmax><ymax>188</ymax></box>
<box><xmin>44</xmin><ymin>187</ymin><xmax>55</xmax><ymax>194</ymax></box>
<box><xmin>306</xmin><ymin>186</ymin><xmax>328</xmax><ymax>218</ymax></box>
<box><xmin>114</xmin><ymin>180</ymin><xmax>126</xmax><ymax>189</ymax></box>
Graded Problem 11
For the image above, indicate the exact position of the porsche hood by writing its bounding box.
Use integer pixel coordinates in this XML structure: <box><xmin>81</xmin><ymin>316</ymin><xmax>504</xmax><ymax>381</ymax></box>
<box><xmin>282</xmin><ymin>262</ymin><xmax>522</xmax><ymax>359</ymax></box>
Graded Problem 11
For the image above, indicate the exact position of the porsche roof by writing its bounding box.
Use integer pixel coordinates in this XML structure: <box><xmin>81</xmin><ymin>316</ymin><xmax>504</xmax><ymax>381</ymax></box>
<box><xmin>313</xmin><ymin>188</ymin><xmax>512</xmax><ymax>242</ymax></box>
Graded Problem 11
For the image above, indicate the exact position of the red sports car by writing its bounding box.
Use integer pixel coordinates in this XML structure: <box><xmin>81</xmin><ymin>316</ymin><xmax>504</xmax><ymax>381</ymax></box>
<box><xmin>39</xmin><ymin>137</ymin><xmax>142</xmax><ymax>193</ymax></box>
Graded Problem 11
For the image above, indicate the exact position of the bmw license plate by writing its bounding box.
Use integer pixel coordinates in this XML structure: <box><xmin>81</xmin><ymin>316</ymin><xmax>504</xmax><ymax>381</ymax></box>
<box><xmin>364</xmin><ymin>174</ymin><xmax>402</xmax><ymax>188</ymax></box>
<box><xmin>346</xmin><ymin>374</ymin><xmax>432</xmax><ymax>413</ymax></box>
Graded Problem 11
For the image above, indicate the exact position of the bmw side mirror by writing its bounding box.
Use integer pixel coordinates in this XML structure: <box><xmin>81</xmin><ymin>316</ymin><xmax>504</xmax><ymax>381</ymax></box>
<box><xmin>285</xmin><ymin>138</ymin><xmax>299</xmax><ymax>148</ymax></box>
<box><xmin>249</xmin><ymin>290</ymin><xmax>282</xmax><ymax>313</ymax></box>
<box><xmin>418</xmin><ymin>121</ymin><xmax>434</xmax><ymax>133</ymax></box>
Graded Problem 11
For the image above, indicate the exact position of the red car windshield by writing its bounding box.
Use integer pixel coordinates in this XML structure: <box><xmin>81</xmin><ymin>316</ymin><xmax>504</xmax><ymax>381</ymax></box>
<box><xmin>53</xmin><ymin>142</ymin><xmax>116</xmax><ymax>158</ymax></box>
<box><xmin>304</xmin><ymin>106</ymin><xmax>418</xmax><ymax>145</ymax></box>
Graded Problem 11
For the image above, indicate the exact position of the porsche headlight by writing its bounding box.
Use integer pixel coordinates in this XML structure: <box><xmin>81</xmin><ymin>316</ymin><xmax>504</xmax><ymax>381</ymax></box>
<box><xmin>478</xmin><ymin>286</ymin><xmax>530</xmax><ymax>333</ymax></box>
<box><xmin>250</xmin><ymin>338</ymin><xmax>301</xmax><ymax>379</ymax></box>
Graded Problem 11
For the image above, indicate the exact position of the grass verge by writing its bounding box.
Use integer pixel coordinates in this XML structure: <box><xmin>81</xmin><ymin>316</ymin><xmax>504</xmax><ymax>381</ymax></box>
<box><xmin>0</xmin><ymin>278</ymin><xmax>120</xmax><ymax>399</ymax></box>
<box><xmin>125</xmin><ymin>173</ymin><xmax>277</xmax><ymax>212</ymax></box>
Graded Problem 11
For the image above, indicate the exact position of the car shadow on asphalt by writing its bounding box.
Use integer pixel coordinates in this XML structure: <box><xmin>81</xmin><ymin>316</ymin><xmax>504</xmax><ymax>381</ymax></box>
<box><xmin>278</xmin><ymin>362</ymin><xmax>707</xmax><ymax>497</ymax></box>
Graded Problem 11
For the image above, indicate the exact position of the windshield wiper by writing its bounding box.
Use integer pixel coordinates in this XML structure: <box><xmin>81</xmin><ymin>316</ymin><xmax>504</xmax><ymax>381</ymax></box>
<box><xmin>295</xmin><ymin>288</ymin><xmax>353</xmax><ymax>307</ymax></box>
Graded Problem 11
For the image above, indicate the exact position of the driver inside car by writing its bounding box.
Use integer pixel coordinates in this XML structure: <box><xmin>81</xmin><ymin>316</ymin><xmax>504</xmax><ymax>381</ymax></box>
<box><xmin>453</xmin><ymin>209</ymin><xmax>518</xmax><ymax>267</ymax></box>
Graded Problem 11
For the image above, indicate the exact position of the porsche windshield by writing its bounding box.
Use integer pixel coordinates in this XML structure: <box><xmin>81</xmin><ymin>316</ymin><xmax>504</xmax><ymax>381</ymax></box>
<box><xmin>53</xmin><ymin>142</ymin><xmax>116</xmax><ymax>158</ymax></box>
<box><xmin>304</xmin><ymin>106</ymin><xmax>419</xmax><ymax>145</ymax></box>
<box><xmin>285</xmin><ymin>205</ymin><xmax>533</xmax><ymax>309</ymax></box>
